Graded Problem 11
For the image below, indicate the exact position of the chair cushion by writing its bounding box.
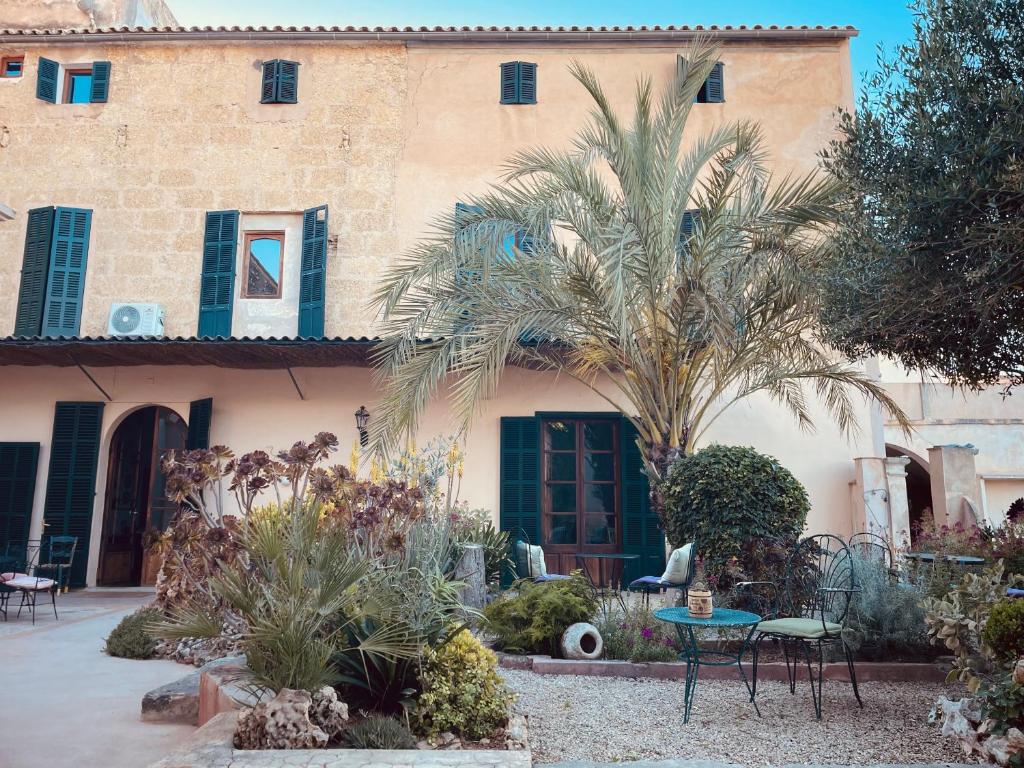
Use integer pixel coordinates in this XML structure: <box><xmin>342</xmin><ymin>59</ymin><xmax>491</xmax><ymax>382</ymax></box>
<box><xmin>3</xmin><ymin>575</ymin><xmax>56</xmax><ymax>591</ymax></box>
<box><xmin>0</xmin><ymin>572</ymin><xmax>21</xmax><ymax>582</ymax></box>
<box><xmin>661</xmin><ymin>543</ymin><xmax>693</xmax><ymax>584</ymax></box>
<box><xmin>529</xmin><ymin>544</ymin><xmax>547</xmax><ymax>577</ymax></box>
<box><xmin>757</xmin><ymin>617</ymin><xmax>843</xmax><ymax>639</ymax></box>
<box><xmin>535</xmin><ymin>574</ymin><xmax>571</xmax><ymax>582</ymax></box>
<box><xmin>630</xmin><ymin>575</ymin><xmax>669</xmax><ymax>589</ymax></box>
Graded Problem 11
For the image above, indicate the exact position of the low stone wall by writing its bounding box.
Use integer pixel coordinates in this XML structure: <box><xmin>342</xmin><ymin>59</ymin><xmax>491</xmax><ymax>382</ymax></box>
<box><xmin>498</xmin><ymin>653</ymin><xmax>949</xmax><ymax>682</ymax></box>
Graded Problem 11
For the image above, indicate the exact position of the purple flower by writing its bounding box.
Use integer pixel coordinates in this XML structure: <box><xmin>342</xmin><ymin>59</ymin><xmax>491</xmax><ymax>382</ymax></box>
<box><xmin>641</xmin><ymin>627</ymin><xmax>654</xmax><ymax>639</ymax></box>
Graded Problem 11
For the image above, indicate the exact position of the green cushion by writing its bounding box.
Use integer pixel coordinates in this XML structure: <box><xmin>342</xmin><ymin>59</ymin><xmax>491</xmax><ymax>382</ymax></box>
<box><xmin>757</xmin><ymin>617</ymin><xmax>842</xmax><ymax>639</ymax></box>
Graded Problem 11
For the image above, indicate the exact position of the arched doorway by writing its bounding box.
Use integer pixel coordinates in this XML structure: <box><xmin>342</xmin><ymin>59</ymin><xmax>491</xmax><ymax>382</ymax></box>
<box><xmin>98</xmin><ymin>406</ymin><xmax>187</xmax><ymax>586</ymax></box>
<box><xmin>886</xmin><ymin>444</ymin><xmax>933</xmax><ymax>542</ymax></box>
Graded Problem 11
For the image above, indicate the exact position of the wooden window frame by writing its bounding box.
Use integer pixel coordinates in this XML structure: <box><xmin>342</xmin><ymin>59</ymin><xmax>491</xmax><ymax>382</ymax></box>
<box><xmin>540</xmin><ymin>417</ymin><xmax>620</xmax><ymax>554</ymax></box>
<box><xmin>62</xmin><ymin>66</ymin><xmax>93</xmax><ymax>104</ymax></box>
<box><xmin>241</xmin><ymin>231</ymin><xmax>285</xmax><ymax>300</ymax></box>
<box><xmin>1</xmin><ymin>56</ymin><xmax>24</xmax><ymax>78</ymax></box>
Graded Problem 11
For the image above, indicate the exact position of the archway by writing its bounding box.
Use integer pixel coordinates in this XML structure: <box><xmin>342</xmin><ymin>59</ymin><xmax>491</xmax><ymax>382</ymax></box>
<box><xmin>97</xmin><ymin>406</ymin><xmax>187</xmax><ymax>586</ymax></box>
<box><xmin>886</xmin><ymin>444</ymin><xmax>933</xmax><ymax>543</ymax></box>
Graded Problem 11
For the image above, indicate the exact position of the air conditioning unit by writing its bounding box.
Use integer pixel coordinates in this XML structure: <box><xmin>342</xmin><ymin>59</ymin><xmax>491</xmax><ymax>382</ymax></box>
<box><xmin>107</xmin><ymin>303</ymin><xmax>165</xmax><ymax>337</ymax></box>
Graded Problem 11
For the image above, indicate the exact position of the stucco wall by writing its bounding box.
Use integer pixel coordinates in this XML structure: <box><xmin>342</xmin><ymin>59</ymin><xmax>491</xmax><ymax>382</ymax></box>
<box><xmin>0</xmin><ymin>362</ymin><xmax>871</xmax><ymax>585</ymax></box>
<box><xmin>1</xmin><ymin>0</ymin><xmax>177</xmax><ymax>30</ymax></box>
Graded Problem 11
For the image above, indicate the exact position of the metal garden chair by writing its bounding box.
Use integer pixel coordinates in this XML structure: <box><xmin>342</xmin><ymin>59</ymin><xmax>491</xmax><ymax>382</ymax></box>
<box><xmin>510</xmin><ymin>527</ymin><xmax>570</xmax><ymax>583</ymax></box>
<box><xmin>35</xmin><ymin>536</ymin><xmax>77</xmax><ymax>592</ymax></box>
<box><xmin>628</xmin><ymin>542</ymin><xmax>697</xmax><ymax>606</ymax></box>
<box><xmin>848</xmin><ymin>531</ymin><xmax>893</xmax><ymax>572</ymax></box>
<box><xmin>744</xmin><ymin>534</ymin><xmax>862</xmax><ymax>719</ymax></box>
<box><xmin>0</xmin><ymin>542</ymin><xmax>61</xmax><ymax>624</ymax></box>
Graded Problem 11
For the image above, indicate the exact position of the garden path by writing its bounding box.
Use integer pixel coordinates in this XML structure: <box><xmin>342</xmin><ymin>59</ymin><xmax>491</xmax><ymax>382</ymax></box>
<box><xmin>0</xmin><ymin>591</ymin><xmax>193</xmax><ymax>768</ymax></box>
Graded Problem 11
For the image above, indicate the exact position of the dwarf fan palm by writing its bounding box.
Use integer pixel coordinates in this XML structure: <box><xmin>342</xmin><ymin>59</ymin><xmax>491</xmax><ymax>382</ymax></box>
<box><xmin>370</xmin><ymin>43</ymin><xmax>909</xmax><ymax>488</ymax></box>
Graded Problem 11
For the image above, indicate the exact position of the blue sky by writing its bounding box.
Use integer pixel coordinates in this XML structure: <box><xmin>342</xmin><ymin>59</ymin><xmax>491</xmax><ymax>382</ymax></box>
<box><xmin>168</xmin><ymin>0</ymin><xmax>916</xmax><ymax>95</ymax></box>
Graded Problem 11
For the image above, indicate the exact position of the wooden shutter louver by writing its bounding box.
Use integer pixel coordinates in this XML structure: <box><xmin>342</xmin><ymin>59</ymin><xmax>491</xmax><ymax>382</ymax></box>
<box><xmin>260</xmin><ymin>60</ymin><xmax>277</xmax><ymax>103</ymax></box>
<box><xmin>500</xmin><ymin>61</ymin><xmax>537</xmax><ymax>104</ymax></box>
<box><xmin>298</xmin><ymin>205</ymin><xmax>328</xmax><ymax>338</ymax></box>
<box><xmin>197</xmin><ymin>210</ymin><xmax>238</xmax><ymax>338</ymax></box>
<box><xmin>499</xmin><ymin>416</ymin><xmax>541</xmax><ymax>547</ymax></box>
<box><xmin>620</xmin><ymin>418</ymin><xmax>665</xmax><ymax>583</ymax></box>
<box><xmin>679</xmin><ymin>209</ymin><xmax>700</xmax><ymax>250</ymax></box>
<box><xmin>42</xmin><ymin>402</ymin><xmax>104</xmax><ymax>588</ymax></box>
<box><xmin>186</xmin><ymin>398</ymin><xmax>213</xmax><ymax>450</ymax></box>
<box><xmin>500</xmin><ymin>61</ymin><xmax>518</xmax><ymax>104</ymax></box>
<box><xmin>89</xmin><ymin>61</ymin><xmax>111</xmax><ymax>103</ymax></box>
<box><xmin>0</xmin><ymin>442</ymin><xmax>40</xmax><ymax>553</ymax></box>
<box><xmin>277</xmin><ymin>60</ymin><xmax>299</xmax><ymax>103</ymax></box>
<box><xmin>36</xmin><ymin>57</ymin><xmax>58</xmax><ymax>103</ymax></box>
<box><xmin>14</xmin><ymin>207</ymin><xmax>55</xmax><ymax>337</ymax></box>
<box><xmin>42</xmin><ymin>207</ymin><xmax>92</xmax><ymax>337</ymax></box>
<box><xmin>706</xmin><ymin>62</ymin><xmax>725</xmax><ymax>103</ymax></box>
<box><xmin>518</xmin><ymin>62</ymin><xmax>537</xmax><ymax>104</ymax></box>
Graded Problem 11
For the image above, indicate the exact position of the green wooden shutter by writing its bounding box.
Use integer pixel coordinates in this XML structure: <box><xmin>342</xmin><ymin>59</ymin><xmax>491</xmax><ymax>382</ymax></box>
<box><xmin>260</xmin><ymin>60</ymin><xmax>277</xmax><ymax>103</ymax></box>
<box><xmin>620</xmin><ymin>418</ymin><xmax>665</xmax><ymax>583</ymax></box>
<box><xmin>42</xmin><ymin>402</ymin><xmax>104</xmax><ymax>588</ymax></box>
<box><xmin>298</xmin><ymin>205</ymin><xmax>328</xmax><ymax>338</ymax></box>
<box><xmin>42</xmin><ymin>207</ymin><xmax>92</xmax><ymax>337</ymax></box>
<box><xmin>36</xmin><ymin>57</ymin><xmax>58</xmax><ymax>103</ymax></box>
<box><xmin>14</xmin><ymin>207</ymin><xmax>55</xmax><ymax>337</ymax></box>
<box><xmin>90</xmin><ymin>61</ymin><xmax>111</xmax><ymax>103</ymax></box>
<box><xmin>499</xmin><ymin>416</ymin><xmax>541</xmax><ymax>544</ymax></box>
<box><xmin>679</xmin><ymin>209</ymin><xmax>700</xmax><ymax>252</ymax></box>
<box><xmin>706</xmin><ymin>62</ymin><xmax>725</xmax><ymax>103</ymax></box>
<box><xmin>500</xmin><ymin>62</ymin><xmax>518</xmax><ymax>104</ymax></box>
<box><xmin>186</xmin><ymin>398</ymin><xmax>213</xmax><ymax>450</ymax></box>
<box><xmin>277</xmin><ymin>60</ymin><xmax>299</xmax><ymax>103</ymax></box>
<box><xmin>0</xmin><ymin>442</ymin><xmax>40</xmax><ymax>553</ymax></box>
<box><xmin>518</xmin><ymin>62</ymin><xmax>537</xmax><ymax>104</ymax></box>
<box><xmin>197</xmin><ymin>210</ymin><xmax>238</xmax><ymax>337</ymax></box>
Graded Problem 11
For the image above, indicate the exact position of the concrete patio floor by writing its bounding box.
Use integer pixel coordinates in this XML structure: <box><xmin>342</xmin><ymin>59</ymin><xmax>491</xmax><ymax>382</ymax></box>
<box><xmin>1</xmin><ymin>591</ymin><xmax>194</xmax><ymax>768</ymax></box>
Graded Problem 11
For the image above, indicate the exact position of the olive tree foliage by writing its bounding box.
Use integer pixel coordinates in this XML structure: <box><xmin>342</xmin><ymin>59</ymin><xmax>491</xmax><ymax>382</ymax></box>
<box><xmin>369</xmin><ymin>43</ymin><xmax>909</xmax><ymax>482</ymax></box>
<box><xmin>819</xmin><ymin>0</ymin><xmax>1024</xmax><ymax>391</ymax></box>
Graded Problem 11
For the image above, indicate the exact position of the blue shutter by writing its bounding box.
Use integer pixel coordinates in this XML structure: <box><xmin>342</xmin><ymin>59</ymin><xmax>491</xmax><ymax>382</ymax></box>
<box><xmin>499</xmin><ymin>416</ymin><xmax>541</xmax><ymax>545</ymax></box>
<box><xmin>14</xmin><ymin>207</ymin><xmax>55</xmax><ymax>337</ymax></box>
<box><xmin>89</xmin><ymin>61</ymin><xmax>111</xmax><ymax>103</ymax></box>
<box><xmin>298</xmin><ymin>205</ymin><xmax>328</xmax><ymax>338</ymax></box>
<box><xmin>260</xmin><ymin>61</ymin><xmax>277</xmax><ymax>103</ymax></box>
<box><xmin>42</xmin><ymin>207</ymin><xmax>92</xmax><ymax>337</ymax></box>
<box><xmin>706</xmin><ymin>62</ymin><xmax>724</xmax><ymax>103</ymax></box>
<box><xmin>186</xmin><ymin>398</ymin><xmax>213</xmax><ymax>450</ymax></box>
<box><xmin>679</xmin><ymin>209</ymin><xmax>700</xmax><ymax>250</ymax></box>
<box><xmin>197</xmin><ymin>210</ymin><xmax>238</xmax><ymax>338</ymax></box>
<box><xmin>277</xmin><ymin>60</ymin><xmax>298</xmax><ymax>103</ymax></box>
<box><xmin>36</xmin><ymin>57</ymin><xmax>58</xmax><ymax>103</ymax></box>
<box><xmin>518</xmin><ymin>62</ymin><xmax>537</xmax><ymax>104</ymax></box>
<box><xmin>500</xmin><ymin>61</ymin><xmax>518</xmax><ymax>104</ymax></box>
<box><xmin>0</xmin><ymin>442</ymin><xmax>40</xmax><ymax>555</ymax></box>
<box><xmin>42</xmin><ymin>402</ymin><xmax>104</xmax><ymax>588</ymax></box>
<box><xmin>620</xmin><ymin>418</ymin><xmax>665</xmax><ymax>583</ymax></box>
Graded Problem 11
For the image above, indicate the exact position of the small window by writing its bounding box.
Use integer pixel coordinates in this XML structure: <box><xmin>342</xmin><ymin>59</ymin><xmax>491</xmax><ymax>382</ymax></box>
<box><xmin>64</xmin><ymin>68</ymin><xmax>93</xmax><ymax>104</ymax></box>
<box><xmin>261</xmin><ymin>60</ymin><xmax>299</xmax><ymax>104</ymax></box>
<box><xmin>2</xmin><ymin>56</ymin><xmax>24</xmax><ymax>78</ymax></box>
<box><xmin>500</xmin><ymin>61</ymin><xmax>537</xmax><ymax>105</ymax></box>
<box><xmin>695</xmin><ymin>62</ymin><xmax>725</xmax><ymax>104</ymax></box>
<box><xmin>242</xmin><ymin>232</ymin><xmax>284</xmax><ymax>299</ymax></box>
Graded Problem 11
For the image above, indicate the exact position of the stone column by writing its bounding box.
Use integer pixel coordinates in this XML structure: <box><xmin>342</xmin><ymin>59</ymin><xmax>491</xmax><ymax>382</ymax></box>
<box><xmin>885</xmin><ymin>456</ymin><xmax>912</xmax><ymax>549</ymax></box>
<box><xmin>455</xmin><ymin>544</ymin><xmax>486</xmax><ymax>615</ymax></box>
<box><xmin>852</xmin><ymin>457</ymin><xmax>889</xmax><ymax>538</ymax></box>
<box><xmin>927</xmin><ymin>444</ymin><xmax>982</xmax><ymax>527</ymax></box>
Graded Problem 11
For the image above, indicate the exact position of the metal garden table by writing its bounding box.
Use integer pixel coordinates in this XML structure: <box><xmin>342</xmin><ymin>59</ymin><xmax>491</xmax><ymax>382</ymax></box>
<box><xmin>654</xmin><ymin>606</ymin><xmax>762</xmax><ymax>723</ymax></box>
<box><xmin>574</xmin><ymin>552</ymin><xmax>638</xmax><ymax>610</ymax></box>
<box><xmin>904</xmin><ymin>552</ymin><xmax>986</xmax><ymax>567</ymax></box>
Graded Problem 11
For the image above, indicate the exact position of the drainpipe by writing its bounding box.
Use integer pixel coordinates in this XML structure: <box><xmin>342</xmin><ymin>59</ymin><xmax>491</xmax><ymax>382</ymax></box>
<box><xmin>0</xmin><ymin>203</ymin><xmax>14</xmax><ymax>221</ymax></box>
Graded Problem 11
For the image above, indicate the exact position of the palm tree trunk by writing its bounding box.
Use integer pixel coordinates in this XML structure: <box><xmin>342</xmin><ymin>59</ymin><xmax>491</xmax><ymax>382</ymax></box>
<box><xmin>643</xmin><ymin>439</ymin><xmax>684</xmax><ymax>527</ymax></box>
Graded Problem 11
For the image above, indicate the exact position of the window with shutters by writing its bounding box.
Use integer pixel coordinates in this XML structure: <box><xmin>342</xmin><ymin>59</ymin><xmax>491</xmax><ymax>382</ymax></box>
<box><xmin>500</xmin><ymin>61</ymin><xmax>537</xmax><ymax>105</ymax></box>
<box><xmin>242</xmin><ymin>232</ymin><xmax>284</xmax><ymax>299</ymax></box>
<box><xmin>696</xmin><ymin>62</ymin><xmax>725</xmax><ymax>104</ymax></box>
<box><xmin>2</xmin><ymin>56</ymin><xmax>24</xmax><ymax>78</ymax></box>
<box><xmin>36</xmin><ymin>59</ymin><xmax>110</xmax><ymax>104</ymax></box>
<box><xmin>260</xmin><ymin>60</ymin><xmax>299</xmax><ymax>104</ymax></box>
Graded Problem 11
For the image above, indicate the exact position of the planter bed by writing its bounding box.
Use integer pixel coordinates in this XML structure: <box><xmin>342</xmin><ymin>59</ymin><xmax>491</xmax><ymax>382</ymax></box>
<box><xmin>497</xmin><ymin>653</ymin><xmax>950</xmax><ymax>682</ymax></box>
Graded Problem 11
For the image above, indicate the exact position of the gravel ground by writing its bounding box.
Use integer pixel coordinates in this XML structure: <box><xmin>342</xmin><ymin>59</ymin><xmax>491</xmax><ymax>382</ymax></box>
<box><xmin>502</xmin><ymin>669</ymin><xmax>969</xmax><ymax>765</ymax></box>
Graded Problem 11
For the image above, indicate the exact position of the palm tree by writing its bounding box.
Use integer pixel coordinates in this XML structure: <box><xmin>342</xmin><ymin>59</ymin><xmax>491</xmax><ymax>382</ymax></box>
<box><xmin>369</xmin><ymin>42</ymin><xmax>909</xmax><ymax>494</ymax></box>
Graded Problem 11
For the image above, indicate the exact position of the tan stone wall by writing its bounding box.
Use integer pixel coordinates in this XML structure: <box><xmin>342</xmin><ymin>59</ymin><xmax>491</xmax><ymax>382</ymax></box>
<box><xmin>0</xmin><ymin>37</ymin><xmax>852</xmax><ymax>340</ymax></box>
<box><xmin>1</xmin><ymin>0</ymin><xmax>177</xmax><ymax>30</ymax></box>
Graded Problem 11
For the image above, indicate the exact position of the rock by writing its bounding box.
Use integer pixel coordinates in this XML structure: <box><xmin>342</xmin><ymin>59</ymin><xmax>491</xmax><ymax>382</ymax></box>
<box><xmin>480</xmin><ymin>738</ymin><xmax>490</xmax><ymax>745</ymax></box>
<box><xmin>987</xmin><ymin>728</ymin><xmax>1024</xmax><ymax>766</ymax></box>
<box><xmin>416</xmin><ymin>740</ymin><xmax>431</xmax><ymax>750</ymax></box>
<box><xmin>141</xmin><ymin>672</ymin><xmax>200</xmax><ymax>724</ymax></box>
<box><xmin>505</xmin><ymin>711</ymin><xmax>529</xmax><ymax>750</ymax></box>
<box><xmin>560</xmin><ymin>622</ymin><xmax>603</xmax><ymax>660</ymax></box>
<box><xmin>1014</xmin><ymin>660</ymin><xmax>1024</xmax><ymax>685</ymax></box>
<box><xmin>309</xmin><ymin>686</ymin><xmax>348</xmax><ymax>741</ymax></box>
<box><xmin>440</xmin><ymin>731</ymin><xmax>457</xmax><ymax>745</ymax></box>
<box><xmin>233</xmin><ymin>689</ymin><xmax>328</xmax><ymax>750</ymax></box>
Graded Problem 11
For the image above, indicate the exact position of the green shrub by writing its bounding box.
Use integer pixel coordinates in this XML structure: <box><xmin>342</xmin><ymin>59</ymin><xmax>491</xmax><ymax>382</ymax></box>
<box><xmin>482</xmin><ymin>572</ymin><xmax>597</xmax><ymax>656</ymax></box>
<box><xmin>844</xmin><ymin>554</ymin><xmax>932</xmax><ymax>660</ymax></box>
<box><xmin>657</xmin><ymin>445</ymin><xmax>809</xmax><ymax>581</ymax></box>
<box><xmin>343</xmin><ymin>715</ymin><xmax>417</xmax><ymax>749</ymax></box>
<box><xmin>414</xmin><ymin>629</ymin><xmax>513</xmax><ymax>741</ymax></box>
<box><xmin>983</xmin><ymin>599</ymin><xmax>1024</xmax><ymax>661</ymax></box>
<box><xmin>979</xmin><ymin>673</ymin><xmax>1024</xmax><ymax>750</ymax></box>
<box><xmin>596</xmin><ymin>603</ymin><xmax>680</xmax><ymax>662</ymax></box>
<box><xmin>105</xmin><ymin>607</ymin><xmax>160</xmax><ymax>659</ymax></box>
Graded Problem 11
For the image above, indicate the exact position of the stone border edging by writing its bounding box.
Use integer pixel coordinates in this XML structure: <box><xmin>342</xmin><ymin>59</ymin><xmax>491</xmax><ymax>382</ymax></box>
<box><xmin>498</xmin><ymin>654</ymin><xmax>950</xmax><ymax>682</ymax></box>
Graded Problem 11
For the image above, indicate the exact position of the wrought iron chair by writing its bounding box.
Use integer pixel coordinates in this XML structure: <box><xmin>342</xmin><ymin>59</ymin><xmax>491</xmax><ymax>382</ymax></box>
<box><xmin>35</xmin><ymin>536</ymin><xmax>77</xmax><ymax>592</ymax></box>
<box><xmin>628</xmin><ymin>542</ymin><xmax>697</xmax><ymax>606</ymax></box>
<box><xmin>1</xmin><ymin>542</ymin><xmax>60</xmax><ymax>624</ymax></box>
<box><xmin>509</xmin><ymin>528</ymin><xmax>570</xmax><ymax>583</ymax></box>
<box><xmin>848</xmin><ymin>532</ymin><xmax>893</xmax><ymax>572</ymax></box>
<box><xmin>745</xmin><ymin>534</ymin><xmax>862</xmax><ymax>719</ymax></box>
<box><xmin>0</xmin><ymin>541</ymin><xmax>31</xmax><ymax>621</ymax></box>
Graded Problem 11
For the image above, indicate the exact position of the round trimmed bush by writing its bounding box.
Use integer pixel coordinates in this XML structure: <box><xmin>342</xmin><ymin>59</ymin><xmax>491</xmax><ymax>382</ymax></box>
<box><xmin>658</xmin><ymin>444</ymin><xmax>809</xmax><ymax>582</ymax></box>
<box><xmin>105</xmin><ymin>607</ymin><xmax>160</xmax><ymax>659</ymax></box>
<box><xmin>983</xmin><ymin>599</ymin><xmax>1024</xmax><ymax>661</ymax></box>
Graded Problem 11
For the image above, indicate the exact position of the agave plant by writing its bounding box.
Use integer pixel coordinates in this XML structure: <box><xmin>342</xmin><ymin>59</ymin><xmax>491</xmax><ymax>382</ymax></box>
<box><xmin>369</xmin><ymin>42</ymin><xmax>909</xmax><ymax>489</ymax></box>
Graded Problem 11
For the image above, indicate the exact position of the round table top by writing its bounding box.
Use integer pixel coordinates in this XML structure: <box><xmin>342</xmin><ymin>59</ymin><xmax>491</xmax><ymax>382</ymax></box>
<box><xmin>654</xmin><ymin>607</ymin><xmax>762</xmax><ymax>627</ymax></box>
<box><xmin>573</xmin><ymin>552</ymin><xmax>639</xmax><ymax>560</ymax></box>
<box><xmin>904</xmin><ymin>552</ymin><xmax>986</xmax><ymax>564</ymax></box>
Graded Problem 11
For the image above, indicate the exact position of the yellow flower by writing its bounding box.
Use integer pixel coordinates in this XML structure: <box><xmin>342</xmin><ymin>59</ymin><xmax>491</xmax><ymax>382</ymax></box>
<box><xmin>349</xmin><ymin>441</ymin><xmax>360</xmax><ymax>476</ymax></box>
